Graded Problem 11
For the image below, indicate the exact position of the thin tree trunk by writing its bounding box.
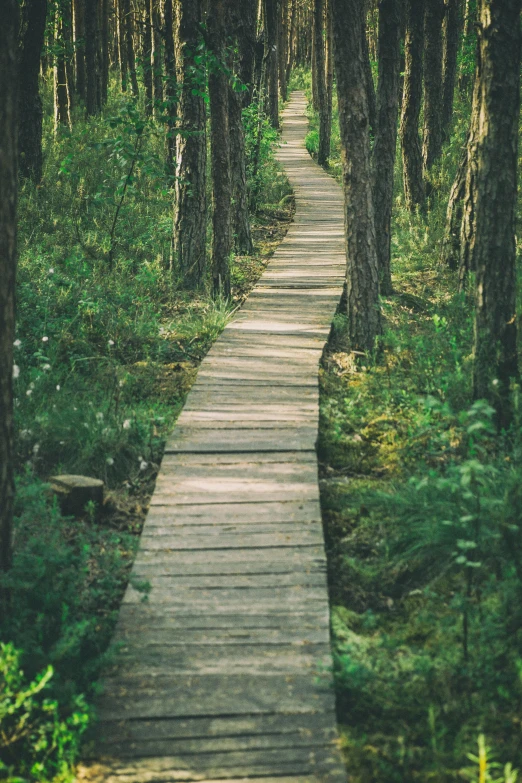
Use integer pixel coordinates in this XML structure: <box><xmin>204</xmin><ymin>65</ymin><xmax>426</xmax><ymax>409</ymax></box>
<box><xmin>62</xmin><ymin>0</ymin><xmax>75</xmax><ymax>111</ymax></box>
<box><xmin>325</xmin><ymin>0</ymin><xmax>334</xmax><ymax>156</ymax></box>
<box><xmin>117</xmin><ymin>0</ymin><xmax>128</xmax><ymax>90</ymax></box>
<box><xmin>99</xmin><ymin>0</ymin><xmax>109</xmax><ymax>104</ymax></box>
<box><xmin>123</xmin><ymin>0</ymin><xmax>139</xmax><ymax>95</ymax></box>
<box><xmin>18</xmin><ymin>0</ymin><xmax>48</xmax><ymax>182</ymax></box>
<box><xmin>422</xmin><ymin>0</ymin><xmax>445</xmax><ymax>174</ymax></box>
<box><xmin>73</xmin><ymin>0</ymin><xmax>86</xmax><ymax>99</ymax></box>
<box><xmin>142</xmin><ymin>0</ymin><xmax>153</xmax><ymax>113</ymax></box>
<box><xmin>441</xmin><ymin>0</ymin><xmax>462</xmax><ymax>140</ymax></box>
<box><xmin>173</xmin><ymin>0</ymin><xmax>207</xmax><ymax>289</ymax></box>
<box><xmin>471</xmin><ymin>0</ymin><xmax>520</xmax><ymax>426</ymax></box>
<box><xmin>163</xmin><ymin>0</ymin><xmax>176</xmax><ymax>172</ymax></box>
<box><xmin>440</xmin><ymin>148</ymin><xmax>467</xmax><ymax>269</ymax></box>
<box><xmin>371</xmin><ymin>0</ymin><xmax>402</xmax><ymax>295</ymax></box>
<box><xmin>362</xmin><ymin>2</ymin><xmax>377</xmax><ymax>137</ymax></box>
<box><xmin>209</xmin><ymin>0</ymin><xmax>233</xmax><ymax>297</ymax></box>
<box><xmin>331</xmin><ymin>0</ymin><xmax>382</xmax><ymax>353</ymax></box>
<box><xmin>400</xmin><ymin>0</ymin><xmax>425</xmax><ymax>210</ymax></box>
<box><xmin>0</xmin><ymin>0</ymin><xmax>18</xmax><ymax>582</ymax></box>
<box><xmin>229</xmin><ymin>78</ymin><xmax>254</xmax><ymax>255</ymax></box>
<box><xmin>151</xmin><ymin>0</ymin><xmax>163</xmax><ymax>116</ymax></box>
<box><xmin>54</xmin><ymin>5</ymin><xmax>71</xmax><ymax>130</ymax></box>
<box><xmin>278</xmin><ymin>0</ymin><xmax>288</xmax><ymax>102</ymax></box>
<box><xmin>459</xmin><ymin>53</ymin><xmax>481</xmax><ymax>287</ymax></box>
<box><xmin>264</xmin><ymin>0</ymin><xmax>279</xmax><ymax>128</ymax></box>
<box><xmin>314</xmin><ymin>0</ymin><xmax>330</xmax><ymax>166</ymax></box>
<box><xmin>85</xmin><ymin>0</ymin><xmax>100</xmax><ymax>113</ymax></box>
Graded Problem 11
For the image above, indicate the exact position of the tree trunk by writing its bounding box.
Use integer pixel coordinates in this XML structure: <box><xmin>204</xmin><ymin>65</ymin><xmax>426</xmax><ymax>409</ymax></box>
<box><xmin>117</xmin><ymin>0</ymin><xmax>128</xmax><ymax>90</ymax></box>
<box><xmin>73</xmin><ymin>0</ymin><xmax>86</xmax><ymax>99</ymax></box>
<box><xmin>459</xmin><ymin>53</ymin><xmax>481</xmax><ymax>286</ymax></box>
<box><xmin>471</xmin><ymin>0</ymin><xmax>520</xmax><ymax>424</ymax></box>
<box><xmin>151</xmin><ymin>0</ymin><xmax>163</xmax><ymax>116</ymax></box>
<box><xmin>362</xmin><ymin>4</ymin><xmax>377</xmax><ymax>137</ymax></box>
<box><xmin>422</xmin><ymin>0</ymin><xmax>445</xmax><ymax>174</ymax></box>
<box><xmin>440</xmin><ymin>147</ymin><xmax>467</xmax><ymax>269</ymax></box>
<box><xmin>235</xmin><ymin>0</ymin><xmax>257</xmax><ymax>105</ymax></box>
<box><xmin>54</xmin><ymin>5</ymin><xmax>71</xmax><ymax>131</ymax></box>
<box><xmin>18</xmin><ymin>0</ymin><xmax>48</xmax><ymax>182</ymax></box>
<box><xmin>0</xmin><ymin>0</ymin><xmax>18</xmax><ymax>580</ymax></box>
<box><xmin>314</xmin><ymin>0</ymin><xmax>330</xmax><ymax>166</ymax></box>
<box><xmin>371</xmin><ymin>0</ymin><xmax>401</xmax><ymax>295</ymax></box>
<box><xmin>142</xmin><ymin>0</ymin><xmax>153</xmax><ymax>113</ymax></box>
<box><xmin>173</xmin><ymin>0</ymin><xmax>207</xmax><ymax>289</ymax></box>
<box><xmin>264</xmin><ymin>0</ymin><xmax>279</xmax><ymax>128</ymax></box>
<box><xmin>123</xmin><ymin>0</ymin><xmax>139</xmax><ymax>96</ymax></box>
<box><xmin>99</xmin><ymin>0</ymin><xmax>109</xmax><ymax>104</ymax></box>
<box><xmin>400</xmin><ymin>0</ymin><xmax>425</xmax><ymax>210</ymax></box>
<box><xmin>441</xmin><ymin>0</ymin><xmax>462</xmax><ymax>140</ymax></box>
<box><xmin>61</xmin><ymin>0</ymin><xmax>75</xmax><ymax>111</ymax></box>
<box><xmin>85</xmin><ymin>0</ymin><xmax>100</xmax><ymax>113</ymax></box>
<box><xmin>325</xmin><ymin>0</ymin><xmax>334</xmax><ymax>156</ymax></box>
<box><xmin>163</xmin><ymin>0</ymin><xmax>176</xmax><ymax>172</ymax></box>
<box><xmin>209</xmin><ymin>0</ymin><xmax>233</xmax><ymax>297</ymax></box>
<box><xmin>229</xmin><ymin>79</ymin><xmax>254</xmax><ymax>255</ymax></box>
<box><xmin>331</xmin><ymin>0</ymin><xmax>382</xmax><ymax>353</ymax></box>
<box><xmin>278</xmin><ymin>0</ymin><xmax>288</xmax><ymax>102</ymax></box>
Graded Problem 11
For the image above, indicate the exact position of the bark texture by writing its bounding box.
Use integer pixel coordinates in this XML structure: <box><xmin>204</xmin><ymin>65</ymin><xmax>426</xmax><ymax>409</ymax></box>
<box><xmin>441</xmin><ymin>0</ymin><xmax>462</xmax><ymax>140</ymax></box>
<box><xmin>400</xmin><ymin>0</ymin><xmax>425</xmax><ymax>209</ymax></box>
<box><xmin>54</xmin><ymin>5</ymin><xmax>71</xmax><ymax>131</ymax></box>
<box><xmin>229</xmin><ymin>80</ymin><xmax>254</xmax><ymax>255</ymax></box>
<box><xmin>173</xmin><ymin>0</ymin><xmax>207</xmax><ymax>289</ymax></box>
<box><xmin>314</xmin><ymin>0</ymin><xmax>330</xmax><ymax>165</ymax></box>
<box><xmin>264</xmin><ymin>0</ymin><xmax>280</xmax><ymax>128</ymax></box>
<box><xmin>470</xmin><ymin>0</ymin><xmax>521</xmax><ymax>422</ymax></box>
<box><xmin>422</xmin><ymin>0</ymin><xmax>445</xmax><ymax>173</ymax></box>
<box><xmin>73</xmin><ymin>0</ymin><xmax>86</xmax><ymax>99</ymax></box>
<box><xmin>151</xmin><ymin>0</ymin><xmax>163</xmax><ymax>116</ymax></box>
<box><xmin>362</xmin><ymin>7</ymin><xmax>377</xmax><ymax>137</ymax></box>
<box><xmin>331</xmin><ymin>0</ymin><xmax>382</xmax><ymax>353</ymax></box>
<box><xmin>0</xmin><ymin>0</ymin><xmax>18</xmax><ymax>576</ymax></box>
<box><xmin>85</xmin><ymin>0</ymin><xmax>100</xmax><ymax>113</ymax></box>
<box><xmin>163</xmin><ymin>0</ymin><xmax>176</xmax><ymax>173</ymax></box>
<box><xmin>371</xmin><ymin>0</ymin><xmax>402</xmax><ymax>294</ymax></box>
<box><xmin>209</xmin><ymin>0</ymin><xmax>233</xmax><ymax>297</ymax></box>
<box><xmin>143</xmin><ymin>0</ymin><xmax>153</xmax><ymax>114</ymax></box>
<box><xmin>18</xmin><ymin>0</ymin><xmax>48</xmax><ymax>182</ymax></box>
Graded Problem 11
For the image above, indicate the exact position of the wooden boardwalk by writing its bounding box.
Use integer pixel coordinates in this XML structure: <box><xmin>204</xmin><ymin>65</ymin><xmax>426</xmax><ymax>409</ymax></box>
<box><xmin>83</xmin><ymin>92</ymin><xmax>347</xmax><ymax>783</ymax></box>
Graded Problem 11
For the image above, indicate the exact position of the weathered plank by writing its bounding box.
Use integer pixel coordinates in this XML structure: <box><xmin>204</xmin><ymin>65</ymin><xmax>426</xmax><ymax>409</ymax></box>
<box><xmin>85</xmin><ymin>92</ymin><xmax>346</xmax><ymax>783</ymax></box>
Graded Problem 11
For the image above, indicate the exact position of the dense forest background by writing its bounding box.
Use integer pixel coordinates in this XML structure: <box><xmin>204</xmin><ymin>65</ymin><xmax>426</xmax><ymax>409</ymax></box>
<box><xmin>1</xmin><ymin>0</ymin><xmax>522</xmax><ymax>780</ymax></box>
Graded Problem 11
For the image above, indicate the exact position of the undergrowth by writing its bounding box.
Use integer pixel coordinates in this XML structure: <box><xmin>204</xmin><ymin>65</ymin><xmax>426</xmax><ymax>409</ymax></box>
<box><xmin>1</xmin><ymin>75</ymin><xmax>292</xmax><ymax>782</ymax></box>
<box><xmin>310</xmin><ymin>75</ymin><xmax>522</xmax><ymax>781</ymax></box>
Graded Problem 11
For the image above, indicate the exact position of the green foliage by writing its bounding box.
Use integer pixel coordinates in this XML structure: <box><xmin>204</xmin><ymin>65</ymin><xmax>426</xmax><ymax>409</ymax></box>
<box><xmin>317</xmin><ymin>69</ymin><xmax>522</xmax><ymax>781</ymax></box>
<box><xmin>0</xmin><ymin>644</ymin><xmax>89</xmax><ymax>783</ymax></box>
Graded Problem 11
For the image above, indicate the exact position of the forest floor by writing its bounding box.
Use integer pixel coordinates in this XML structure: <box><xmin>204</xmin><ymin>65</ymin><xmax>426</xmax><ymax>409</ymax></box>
<box><xmin>296</xmin><ymin>68</ymin><xmax>522</xmax><ymax>781</ymax></box>
<box><xmin>1</xmin><ymin>82</ymin><xmax>295</xmax><ymax>783</ymax></box>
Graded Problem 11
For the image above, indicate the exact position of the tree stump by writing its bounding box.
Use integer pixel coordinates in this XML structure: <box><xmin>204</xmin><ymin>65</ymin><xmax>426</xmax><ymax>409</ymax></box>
<box><xmin>50</xmin><ymin>475</ymin><xmax>104</xmax><ymax>517</ymax></box>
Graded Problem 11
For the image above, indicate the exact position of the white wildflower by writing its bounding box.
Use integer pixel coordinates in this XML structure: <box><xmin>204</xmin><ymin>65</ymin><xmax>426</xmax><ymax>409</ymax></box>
<box><xmin>139</xmin><ymin>460</ymin><xmax>148</xmax><ymax>472</ymax></box>
<box><xmin>96</xmin><ymin>411</ymin><xmax>104</xmax><ymax>421</ymax></box>
<box><xmin>106</xmin><ymin>457</ymin><xmax>114</xmax><ymax>466</ymax></box>
<box><xmin>42</xmin><ymin>336</ymin><xmax>49</xmax><ymax>342</ymax></box>
<box><xmin>108</xmin><ymin>339</ymin><xmax>115</xmax><ymax>346</ymax></box>
<box><xmin>123</xmin><ymin>419</ymin><xmax>131</xmax><ymax>430</ymax></box>
<box><xmin>492</xmin><ymin>379</ymin><xmax>499</xmax><ymax>387</ymax></box>
<box><xmin>12</xmin><ymin>365</ymin><xmax>20</xmax><ymax>379</ymax></box>
<box><xmin>13</xmin><ymin>339</ymin><xmax>21</xmax><ymax>348</ymax></box>
<box><xmin>33</xmin><ymin>444</ymin><xmax>40</xmax><ymax>455</ymax></box>
<box><xmin>48</xmin><ymin>268</ymin><xmax>54</xmax><ymax>274</ymax></box>
<box><xmin>56</xmin><ymin>384</ymin><xmax>61</xmax><ymax>391</ymax></box>
<box><xmin>26</xmin><ymin>389</ymin><xmax>32</xmax><ymax>397</ymax></box>
<box><xmin>42</xmin><ymin>363</ymin><xmax>51</xmax><ymax>371</ymax></box>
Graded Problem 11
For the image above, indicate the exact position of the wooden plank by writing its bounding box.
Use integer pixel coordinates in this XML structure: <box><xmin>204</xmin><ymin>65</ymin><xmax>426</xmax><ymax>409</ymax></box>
<box><xmin>87</xmin><ymin>91</ymin><xmax>346</xmax><ymax>783</ymax></box>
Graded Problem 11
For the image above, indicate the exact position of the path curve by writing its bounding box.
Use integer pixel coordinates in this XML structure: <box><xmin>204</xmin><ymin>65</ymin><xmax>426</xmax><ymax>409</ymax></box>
<box><xmin>82</xmin><ymin>92</ymin><xmax>347</xmax><ymax>783</ymax></box>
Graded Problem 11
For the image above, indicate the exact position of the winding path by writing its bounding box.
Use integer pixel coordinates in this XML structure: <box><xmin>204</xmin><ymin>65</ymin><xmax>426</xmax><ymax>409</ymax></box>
<box><xmin>83</xmin><ymin>92</ymin><xmax>347</xmax><ymax>783</ymax></box>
